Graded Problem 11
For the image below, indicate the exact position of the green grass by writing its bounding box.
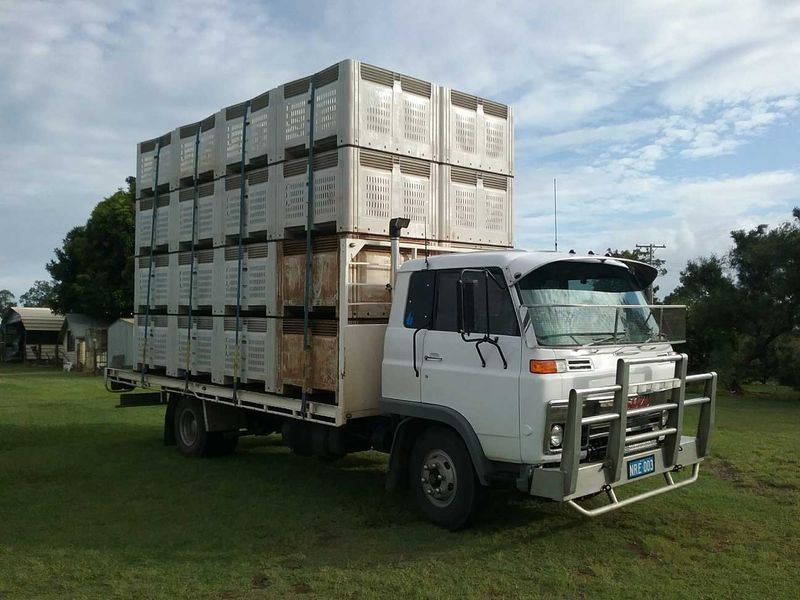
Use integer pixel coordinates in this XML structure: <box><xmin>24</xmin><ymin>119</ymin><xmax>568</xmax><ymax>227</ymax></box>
<box><xmin>1</xmin><ymin>364</ymin><xmax>798</xmax><ymax>599</ymax></box>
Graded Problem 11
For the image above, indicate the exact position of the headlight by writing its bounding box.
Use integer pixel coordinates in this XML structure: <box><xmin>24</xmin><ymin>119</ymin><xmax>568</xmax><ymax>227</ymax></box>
<box><xmin>550</xmin><ymin>424</ymin><xmax>564</xmax><ymax>449</ymax></box>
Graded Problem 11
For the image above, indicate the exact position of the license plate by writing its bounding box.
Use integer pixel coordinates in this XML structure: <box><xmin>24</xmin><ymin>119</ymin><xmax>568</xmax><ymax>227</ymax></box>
<box><xmin>627</xmin><ymin>454</ymin><xmax>655</xmax><ymax>479</ymax></box>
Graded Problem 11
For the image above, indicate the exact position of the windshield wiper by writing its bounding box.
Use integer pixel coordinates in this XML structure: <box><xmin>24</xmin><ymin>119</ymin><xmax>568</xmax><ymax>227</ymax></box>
<box><xmin>537</xmin><ymin>333</ymin><xmax>581</xmax><ymax>345</ymax></box>
<box><xmin>582</xmin><ymin>332</ymin><xmax>627</xmax><ymax>347</ymax></box>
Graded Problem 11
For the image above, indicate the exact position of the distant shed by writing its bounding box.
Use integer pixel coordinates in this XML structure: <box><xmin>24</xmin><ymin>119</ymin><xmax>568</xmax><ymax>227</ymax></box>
<box><xmin>107</xmin><ymin>318</ymin><xmax>135</xmax><ymax>369</ymax></box>
<box><xmin>59</xmin><ymin>314</ymin><xmax>110</xmax><ymax>371</ymax></box>
<box><xmin>0</xmin><ymin>307</ymin><xmax>64</xmax><ymax>362</ymax></box>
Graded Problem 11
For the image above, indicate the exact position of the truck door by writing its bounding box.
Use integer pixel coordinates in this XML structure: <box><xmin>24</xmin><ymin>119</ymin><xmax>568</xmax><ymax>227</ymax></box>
<box><xmin>420</xmin><ymin>269</ymin><xmax>522</xmax><ymax>463</ymax></box>
<box><xmin>382</xmin><ymin>269</ymin><xmax>435</xmax><ymax>403</ymax></box>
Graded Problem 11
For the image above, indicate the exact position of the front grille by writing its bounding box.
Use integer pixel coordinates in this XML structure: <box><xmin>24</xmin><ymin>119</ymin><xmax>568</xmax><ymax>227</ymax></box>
<box><xmin>584</xmin><ymin>413</ymin><xmax>663</xmax><ymax>460</ymax></box>
<box><xmin>567</xmin><ymin>358</ymin><xmax>592</xmax><ymax>371</ymax></box>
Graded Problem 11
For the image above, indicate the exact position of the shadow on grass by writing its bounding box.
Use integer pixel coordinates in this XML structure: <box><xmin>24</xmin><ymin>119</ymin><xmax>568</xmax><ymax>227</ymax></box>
<box><xmin>0</xmin><ymin>420</ymin><xmax>583</xmax><ymax>573</ymax></box>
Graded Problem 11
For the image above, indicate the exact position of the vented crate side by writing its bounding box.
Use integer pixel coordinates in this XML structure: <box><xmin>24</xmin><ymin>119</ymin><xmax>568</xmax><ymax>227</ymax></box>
<box><xmin>439</xmin><ymin>165</ymin><xmax>514</xmax><ymax>248</ymax></box>
<box><xmin>275</xmin><ymin>59</ymin><xmax>439</xmax><ymax>163</ymax></box>
<box><xmin>137</xmin><ymin>132</ymin><xmax>179</xmax><ymax>193</ymax></box>
<box><xmin>274</xmin><ymin>146</ymin><xmax>438</xmax><ymax>240</ymax></box>
<box><xmin>440</xmin><ymin>87</ymin><xmax>514</xmax><ymax>176</ymax></box>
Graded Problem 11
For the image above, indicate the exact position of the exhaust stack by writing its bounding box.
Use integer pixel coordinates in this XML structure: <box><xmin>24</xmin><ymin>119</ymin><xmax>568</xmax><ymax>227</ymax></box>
<box><xmin>389</xmin><ymin>217</ymin><xmax>410</xmax><ymax>294</ymax></box>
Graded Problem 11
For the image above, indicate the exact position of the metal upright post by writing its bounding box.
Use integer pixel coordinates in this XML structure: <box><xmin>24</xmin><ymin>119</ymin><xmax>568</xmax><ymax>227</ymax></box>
<box><xmin>233</xmin><ymin>102</ymin><xmax>251</xmax><ymax>404</ymax></box>
<box><xmin>301</xmin><ymin>79</ymin><xmax>317</xmax><ymax>419</ymax></box>
<box><xmin>665</xmin><ymin>354</ymin><xmax>688</xmax><ymax>465</ymax></box>
<box><xmin>606</xmin><ymin>358</ymin><xmax>630</xmax><ymax>481</ymax></box>
<box><xmin>141</xmin><ymin>141</ymin><xmax>161</xmax><ymax>385</ymax></box>
<box><xmin>184</xmin><ymin>128</ymin><xmax>201</xmax><ymax>389</ymax></box>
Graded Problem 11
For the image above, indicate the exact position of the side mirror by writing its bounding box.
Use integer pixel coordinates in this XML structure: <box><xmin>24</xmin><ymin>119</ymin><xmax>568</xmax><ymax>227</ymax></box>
<box><xmin>457</xmin><ymin>278</ymin><xmax>478</xmax><ymax>335</ymax></box>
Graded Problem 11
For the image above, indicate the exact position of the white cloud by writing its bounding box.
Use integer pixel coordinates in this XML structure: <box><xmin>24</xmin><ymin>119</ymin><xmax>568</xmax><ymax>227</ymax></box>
<box><xmin>0</xmin><ymin>0</ymin><xmax>799</xmax><ymax>298</ymax></box>
<box><xmin>515</xmin><ymin>166</ymin><xmax>798</xmax><ymax>292</ymax></box>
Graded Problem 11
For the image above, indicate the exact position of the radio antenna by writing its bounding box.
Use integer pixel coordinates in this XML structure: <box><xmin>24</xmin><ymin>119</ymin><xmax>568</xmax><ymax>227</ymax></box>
<box><xmin>424</xmin><ymin>216</ymin><xmax>430</xmax><ymax>268</ymax></box>
<box><xmin>553</xmin><ymin>178</ymin><xmax>558</xmax><ymax>252</ymax></box>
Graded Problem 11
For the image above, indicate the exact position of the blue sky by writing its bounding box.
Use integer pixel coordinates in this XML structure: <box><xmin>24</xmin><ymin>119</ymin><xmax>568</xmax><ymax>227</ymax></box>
<box><xmin>1</xmin><ymin>0</ymin><xmax>798</xmax><ymax>299</ymax></box>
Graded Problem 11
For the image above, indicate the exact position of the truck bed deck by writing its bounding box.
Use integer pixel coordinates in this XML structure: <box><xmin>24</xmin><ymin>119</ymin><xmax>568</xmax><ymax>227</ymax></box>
<box><xmin>106</xmin><ymin>367</ymin><xmax>359</xmax><ymax>426</ymax></box>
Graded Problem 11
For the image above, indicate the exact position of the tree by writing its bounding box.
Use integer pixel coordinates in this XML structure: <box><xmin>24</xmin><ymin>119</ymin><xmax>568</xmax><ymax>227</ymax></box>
<box><xmin>47</xmin><ymin>177</ymin><xmax>136</xmax><ymax>320</ymax></box>
<box><xmin>667</xmin><ymin>209</ymin><xmax>800</xmax><ymax>389</ymax></box>
<box><xmin>606</xmin><ymin>247</ymin><xmax>667</xmax><ymax>300</ymax></box>
<box><xmin>606</xmin><ymin>247</ymin><xmax>667</xmax><ymax>277</ymax></box>
<box><xmin>19</xmin><ymin>280</ymin><xmax>56</xmax><ymax>308</ymax></box>
<box><xmin>0</xmin><ymin>289</ymin><xmax>15</xmax><ymax>316</ymax></box>
<box><xmin>774</xmin><ymin>336</ymin><xmax>800</xmax><ymax>390</ymax></box>
<box><xmin>726</xmin><ymin>212</ymin><xmax>800</xmax><ymax>382</ymax></box>
<box><xmin>664</xmin><ymin>257</ymin><xmax>739</xmax><ymax>379</ymax></box>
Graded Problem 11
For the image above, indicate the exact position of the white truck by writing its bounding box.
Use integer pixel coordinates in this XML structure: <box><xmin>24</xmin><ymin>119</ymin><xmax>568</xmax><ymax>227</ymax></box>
<box><xmin>108</xmin><ymin>243</ymin><xmax>716</xmax><ymax>529</ymax></box>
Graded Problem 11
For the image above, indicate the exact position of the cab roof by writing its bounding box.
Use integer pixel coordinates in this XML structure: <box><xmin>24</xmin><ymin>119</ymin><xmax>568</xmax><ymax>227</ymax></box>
<box><xmin>399</xmin><ymin>250</ymin><xmax>658</xmax><ymax>287</ymax></box>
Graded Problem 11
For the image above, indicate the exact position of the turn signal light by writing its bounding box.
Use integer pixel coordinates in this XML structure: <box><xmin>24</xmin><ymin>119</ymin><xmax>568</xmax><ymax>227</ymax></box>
<box><xmin>529</xmin><ymin>359</ymin><xmax>566</xmax><ymax>374</ymax></box>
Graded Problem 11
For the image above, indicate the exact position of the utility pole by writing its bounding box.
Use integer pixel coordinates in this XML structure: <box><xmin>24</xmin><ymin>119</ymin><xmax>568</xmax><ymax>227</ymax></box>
<box><xmin>635</xmin><ymin>243</ymin><xmax>666</xmax><ymax>303</ymax></box>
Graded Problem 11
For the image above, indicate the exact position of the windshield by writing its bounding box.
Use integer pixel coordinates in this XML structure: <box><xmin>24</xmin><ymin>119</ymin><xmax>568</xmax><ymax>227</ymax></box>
<box><xmin>517</xmin><ymin>260</ymin><xmax>684</xmax><ymax>347</ymax></box>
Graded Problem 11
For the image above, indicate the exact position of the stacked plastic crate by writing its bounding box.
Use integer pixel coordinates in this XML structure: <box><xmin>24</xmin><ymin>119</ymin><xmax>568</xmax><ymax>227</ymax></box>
<box><xmin>133</xmin><ymin>59</ymin><xmax>514</xmax><ymax>401</ymax></box>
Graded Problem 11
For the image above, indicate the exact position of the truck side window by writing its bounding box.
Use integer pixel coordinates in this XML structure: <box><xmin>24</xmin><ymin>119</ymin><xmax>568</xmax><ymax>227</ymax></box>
<box><xmin>403</xmin><ymin>270</ymin><xmax>435</xmax><ymax>328</ymax></box>
<box><xmin>433</xmin><ymin>268</ymin><xmax>519</xmax><ymax>336</ymax></box>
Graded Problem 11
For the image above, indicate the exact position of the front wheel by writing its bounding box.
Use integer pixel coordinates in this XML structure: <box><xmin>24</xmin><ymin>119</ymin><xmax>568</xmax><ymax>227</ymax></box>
<box><xmin>409</xmin><ymin>426</ymin><xmax>482</xmax><ymax>530</ymax></box>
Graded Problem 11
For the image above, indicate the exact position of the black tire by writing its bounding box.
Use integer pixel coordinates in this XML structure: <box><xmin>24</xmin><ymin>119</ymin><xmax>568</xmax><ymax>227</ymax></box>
<box><xmin>409</xmin><ymin>426</ymin><xmax>482</xmax><ymax>530</ymax></box>
<box><xmin>174</xmin><ymin>396</ymin><xmax>213</xmax><ymax>457</ymax></box>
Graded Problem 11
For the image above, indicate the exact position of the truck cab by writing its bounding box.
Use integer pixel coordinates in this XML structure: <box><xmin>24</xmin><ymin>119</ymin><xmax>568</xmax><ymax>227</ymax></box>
<box><xmin>381</xmin><ymin>250</ymin><xmax>716</xmax><ymax>528</ymax></box>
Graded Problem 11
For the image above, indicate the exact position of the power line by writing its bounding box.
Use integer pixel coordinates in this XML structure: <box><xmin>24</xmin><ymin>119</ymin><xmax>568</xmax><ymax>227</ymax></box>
<box><xmin>635</xmin><ymin>243</ymin><xmax>666</xmax><ymax>303</ymax></box>
<box><xmin>635</xmin><ymin>243</ymin><xmax>666</xmax><ymax>265</ymax></box>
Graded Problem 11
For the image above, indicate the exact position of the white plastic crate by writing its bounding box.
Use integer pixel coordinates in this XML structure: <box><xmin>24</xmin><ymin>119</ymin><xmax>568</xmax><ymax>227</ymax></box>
<box><xmin>167</xmin><ymin>315</ymin><xmax>191</xmax><ymax>377</ymax></box>
<box><xmin>170</xmin><ymin>184</ymin><xmax>220</xmax><ymax>249</ymax></box>
<box><xmin>134</xmin><ymin>254</ymin><xmax>170</xmax><ymax>310</ymax></box>
<box><xmin>216</xmin><ymin>167</ymin><xmax>277</xmax><ymax>242</ymax></box>
<box><xmin>165</xmin><ymin>315</ymin><xmax>206</xmax><ymax>377</ymax></box>
<box><xmin>220</xmin><ymin>168</ymin><xmax>275</xmax><ymax>241</ymax></box>
<box><xmin>216</xmin><ymin>103</ymin><xmax>246</xmax><ymax>176</ymax></box>
<box><xmin>137</xmin><ymin>132</ymin><xmax>178</xmax><ymax>193</ymax></box>
<box><xmin>441</xmin><ymin>88</ymin><xmax>514</xmax><ymax>175</ymax></box>
<box><xmin>246</xmin><ymin>168</ymin><xmax>273</xmax><ymax>238</ymax></box>
<box><xmin>275</xmin><ymin>147</ymin><xmax>438</xmax><ymax>239</ymax></box>
<box><xmin>195</xmin><ymin>181</ymin><xmax>220</xmax><ymax>244</ymax></box>
<box><xmin>135</xmin><ymin>192</ymin><xmax>174</xmax><ymax>253</ymax></box>
<box><xmin>133</xmin><ymin>314</ymin><xmax>168</xmax><ymax>370</ymax></box>
<box><xmin>197</xmin><ymin>114</ymin><xmax>218</xmax><ymax>178</ymax></box>
<box><xmin>191</xmin><ymin>315</ymin><xmax>218</xmax><ymax>376</ymax></box>
<box><xmin>166</xmin><ymin>315</ymin><xmax>191</xmax><ymax>378</ymax></box>
<box><xmin>217</xmin><ymin>96</ymin><xmax>276</xmax><ymax>176</ymax></box>
<box><xmin>245</xmin><ymin>91</ymin><xmax>274</xmax><ymax>166</ymax></box>
<box><xmin>169</xmin><ymin>188</ymin><xmax>193</xmax><ymax>251</ymax></box>
<box><xmin>170</xmin><ymin>251</ymin><xmax>193</xmax><ymax>312</ymax></box>
<box><xmin>176</xmin><ymin>123</ymin><xmax>199</xmax><ymax>183</ymax></box>
<box><xmin>215</xmin><ymin>317</ymin><xmax>278</xmax><ymax>389</ymax></box>
<box><xmin>439</xmin><ymin>166</ymin><xmax>513</xmax><ymax>247</ymax></box>
<box><xmin>192</xmin><ymin>249</ymin><xmax>216</xmax><ymax>309</ymax></box>
<box><xmin>176</xmin><ymin>117</ymin><xmax>217</xmax><ymax>182</ymax></box>
<box><xmin>135</xmin><ymin>199</ymin><xmax>153</xmax><ymax>253</ymax></box>
<box><xmin>276</xmin><ymin>60</ymin><xmax>439</xmax><ymax>162</ymax></box>
<box><xmin>220</xmin><ymin>243</ymin><xmax>278</xmax><ymax>315</ymax></box>
<box><xmin>222</xmin><ymin>174</ymin><xmax>244</xmax><ymax>239</ymax></box>
<box><xmin>168</xmin><ymin>244</ymin><xmax>278</xmax><ymax>315</ymax></box>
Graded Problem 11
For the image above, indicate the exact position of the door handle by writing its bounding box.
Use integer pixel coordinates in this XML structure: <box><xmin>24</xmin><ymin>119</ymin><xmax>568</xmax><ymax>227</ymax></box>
<box><xmin>424</xmin><ymin>353</ymin><xmax>443</xmax><ymax>361</ymax></box>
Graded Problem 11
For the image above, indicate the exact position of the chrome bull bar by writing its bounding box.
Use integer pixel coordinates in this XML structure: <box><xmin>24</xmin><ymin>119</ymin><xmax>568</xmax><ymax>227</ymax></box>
<box><xmin>531</xmin><ymin>354</ymin><xmax>717</xmax><ymax>516</ymax></box>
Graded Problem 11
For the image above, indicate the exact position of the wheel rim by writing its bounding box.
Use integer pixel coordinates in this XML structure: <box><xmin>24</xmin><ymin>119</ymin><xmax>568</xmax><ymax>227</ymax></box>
<box><xmin>179</xmin><ymin>408</ymin><xmax>199</xmax><ymax>447</ymax></box>
<box><xmin>420</xmin><ymin>449</ymin><xmax>458</xmax><ymax>508</ymax></box>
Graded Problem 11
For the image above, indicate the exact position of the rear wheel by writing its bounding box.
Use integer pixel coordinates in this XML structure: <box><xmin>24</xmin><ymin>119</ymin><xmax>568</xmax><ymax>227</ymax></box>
<box><xmin>174</xmin><ymin>396</ymin><xmax>238</xmax><ymax>457</ymax></box>
<box><xmin>175</xmin><ymin>396</ymin><xmax>210</xmax><ymax>457</ymax></box>
<box><xmin>409</xmin><ymin>426</ymin><xmax>482</xmax><ymax>530</ymax></box>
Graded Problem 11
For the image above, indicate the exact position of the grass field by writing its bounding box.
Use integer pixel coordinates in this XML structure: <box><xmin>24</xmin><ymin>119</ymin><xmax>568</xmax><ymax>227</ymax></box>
<box><xmin>1</xmin><ymin>363</ymin><xmax>798</xmax><ymax>599</ymax></box>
